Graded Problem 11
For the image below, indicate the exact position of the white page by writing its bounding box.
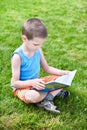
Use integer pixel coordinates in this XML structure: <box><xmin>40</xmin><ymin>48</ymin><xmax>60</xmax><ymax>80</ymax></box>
<box><xmin>55</xmin><ymin>70</ymin><xmax>77</xmax><ymax>86</ymax></box>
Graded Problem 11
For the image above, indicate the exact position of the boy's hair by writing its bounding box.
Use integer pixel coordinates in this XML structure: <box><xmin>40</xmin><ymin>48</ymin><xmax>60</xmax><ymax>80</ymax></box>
<box><xmin>22</xmin><ymin>18</ymin><xmax>48</xmax><ymax>40</ymax></box>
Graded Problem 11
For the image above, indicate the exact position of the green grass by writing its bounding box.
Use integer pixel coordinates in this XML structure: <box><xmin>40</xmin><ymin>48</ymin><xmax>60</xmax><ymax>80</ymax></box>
<box><xmin>0</xmin><ymin>0</ymin><xmax>87</xmax><ymax>129</ymax></box>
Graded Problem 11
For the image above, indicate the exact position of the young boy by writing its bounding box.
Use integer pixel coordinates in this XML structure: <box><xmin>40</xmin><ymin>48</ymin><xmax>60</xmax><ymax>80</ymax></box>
<box><xmin>11</xmin><ymin>18</ymin><xmax>70</xmax><ymax>114</ymax></box>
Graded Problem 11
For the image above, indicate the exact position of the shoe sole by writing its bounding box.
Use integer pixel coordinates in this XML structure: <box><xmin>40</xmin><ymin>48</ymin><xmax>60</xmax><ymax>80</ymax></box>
<box><xmin>44</xmin><ymin>107</ymin><xmax>60</xmax><ymax>114</ymax></box>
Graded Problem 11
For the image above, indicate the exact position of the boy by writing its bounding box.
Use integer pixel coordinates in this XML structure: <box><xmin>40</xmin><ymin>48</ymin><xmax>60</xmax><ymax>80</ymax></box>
<box><xmin>11</xmin><ymin>18</ymin><xmax>70</xmax><ymax>114</ymax></box>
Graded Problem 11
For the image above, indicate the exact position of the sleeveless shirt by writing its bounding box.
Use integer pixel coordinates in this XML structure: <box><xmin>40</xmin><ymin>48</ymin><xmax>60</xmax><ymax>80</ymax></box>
<box><xmin>12</xmin><ymin>46</ymin><xmax>41</xmax><ymax>81</ymax></box>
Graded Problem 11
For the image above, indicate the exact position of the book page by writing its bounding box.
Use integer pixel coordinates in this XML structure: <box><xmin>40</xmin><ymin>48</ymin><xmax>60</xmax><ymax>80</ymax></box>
<box><xmin>55</xmin><ymin>70</ymin><xmax>77</xmax><ymax>86</ymax></box>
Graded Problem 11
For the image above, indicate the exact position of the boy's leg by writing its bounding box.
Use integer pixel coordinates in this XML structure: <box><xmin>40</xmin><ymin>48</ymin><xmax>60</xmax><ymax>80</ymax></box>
<box><xmin>13</xmin><ymin>75</ymin><xmax>60</xmax><ymax>104</ymax></box>
<box><xmin>13</xmin><ymin>75</ymin><xmax>69</xmax><ymax>113</ymax></box>
<box><xmin>13</xmin><ymin>88</ymin><xmax>47</xmax><ymax>104</ymax></box>
<box><xmin>13</xmin><ymin>87</ymin><xmax>60</xmax><ymax>113</ymax></box>
<box><xmin>49</xmin><ymin>89</ymin><xmax>63</xmax><ymax>97</ymax></box>
<box><xmin>24</xmin><ymin>90</ymin><xmax>47</xmax><ymax>103</ymax></box>
<box><xmin>36</xmin><ymin>75</ymin><xmax>62</xmax><ymax>113</ymax></box>
<box><xmin>36</xmin><ymin>75</ymin><xmax>70</xmax><ymax>113</ymax></box>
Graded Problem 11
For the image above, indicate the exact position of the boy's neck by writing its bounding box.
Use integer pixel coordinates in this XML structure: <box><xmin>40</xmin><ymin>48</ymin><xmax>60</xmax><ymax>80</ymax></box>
<box><xmin>21</xmin><ymin>44</ymin><xmax>35</xmax><ymax>57</ymax></box>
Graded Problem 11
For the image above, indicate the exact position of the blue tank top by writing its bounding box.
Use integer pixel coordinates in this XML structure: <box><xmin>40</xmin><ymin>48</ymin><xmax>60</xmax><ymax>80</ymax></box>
<box><xmin>12</xmin><ymin>46</ymin><xmax>41</xmax><ymax>81</ymax></box>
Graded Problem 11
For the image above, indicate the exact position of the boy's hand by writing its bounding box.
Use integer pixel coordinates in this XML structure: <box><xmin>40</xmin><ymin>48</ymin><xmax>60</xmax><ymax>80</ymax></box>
<box><xmin>31</xmin><ymin>79</ymin><xmax>45</xmax><ymax>90</ymax></box>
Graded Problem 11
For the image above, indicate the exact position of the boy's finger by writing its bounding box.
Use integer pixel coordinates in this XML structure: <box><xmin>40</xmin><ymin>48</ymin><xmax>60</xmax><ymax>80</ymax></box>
<box><xmin>39</xmin><ymin>83</ymin><xmax>45</xmax><ymax>88</ymax></box>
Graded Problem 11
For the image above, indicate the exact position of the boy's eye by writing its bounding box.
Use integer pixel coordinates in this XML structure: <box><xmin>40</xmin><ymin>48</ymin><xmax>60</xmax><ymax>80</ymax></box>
<box><xmin>33</xmin><ymin>44</ymin><xmax>40</xmax><ymax>46</ymax></box>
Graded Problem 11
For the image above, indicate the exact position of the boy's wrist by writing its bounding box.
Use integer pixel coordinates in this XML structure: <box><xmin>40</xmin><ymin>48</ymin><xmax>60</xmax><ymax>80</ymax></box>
<box><xmin>28</xmin><ymin>80</ymin><xmax>33</xmax><ymax>87</ymax></box>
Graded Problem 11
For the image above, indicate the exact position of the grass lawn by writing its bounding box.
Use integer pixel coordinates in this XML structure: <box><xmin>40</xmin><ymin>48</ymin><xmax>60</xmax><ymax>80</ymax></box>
<box><xmin>0</xmin><ymin>0</ymin><xmax>87</xmax><ymax>130</ymax></box>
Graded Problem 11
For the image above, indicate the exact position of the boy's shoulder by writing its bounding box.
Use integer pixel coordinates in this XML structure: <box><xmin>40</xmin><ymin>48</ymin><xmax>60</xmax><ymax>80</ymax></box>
<box><xmin>11</xmin><ymin>46</ymin><xmax>22</xmax><ymax>58</ymax></box>
<box><xmin>14</xmin><ymin>46</ymin><xmax>22</xmax><ymax>52</ymax></box>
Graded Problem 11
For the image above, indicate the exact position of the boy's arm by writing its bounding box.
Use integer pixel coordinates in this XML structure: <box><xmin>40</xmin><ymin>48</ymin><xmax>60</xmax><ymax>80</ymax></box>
<box><xmin>11</xmin><ymin>54</ymin><xmax>45</xmax><ymax>89</ymax></box>
<box><xmin>40</xmin><ymin>49</ymin><xmax>69</xmax><ymax>76</ymax></box>
<box><xmin>11</xmin><ymin>53</ymin><xmax>31</xmax><ymax>88</ymax></box>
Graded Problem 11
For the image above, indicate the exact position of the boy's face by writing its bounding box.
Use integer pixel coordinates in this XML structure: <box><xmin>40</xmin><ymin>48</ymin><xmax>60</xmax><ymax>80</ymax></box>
<box><xmin>23</xmin><ymin>36</ymin><xmax>46</xmax><ymax>51</ymax></box>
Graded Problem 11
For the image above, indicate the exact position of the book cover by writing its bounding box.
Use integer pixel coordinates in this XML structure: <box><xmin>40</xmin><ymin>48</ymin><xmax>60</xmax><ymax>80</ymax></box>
<box><xmin>40</xmin><ymin>70</ymin><xmax>77</xmax><ymax>92</ymax></box>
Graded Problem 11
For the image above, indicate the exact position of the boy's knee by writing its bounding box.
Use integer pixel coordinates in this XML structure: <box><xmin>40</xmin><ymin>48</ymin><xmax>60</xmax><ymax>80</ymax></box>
<box><xmin>25</xmin><ymin>90</ymin><xmax>47</xmax><ymax>103</ymax></box>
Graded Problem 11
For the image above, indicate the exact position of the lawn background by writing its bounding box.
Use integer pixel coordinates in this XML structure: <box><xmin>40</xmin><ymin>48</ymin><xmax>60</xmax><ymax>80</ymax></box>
<box><xmin>0</xmin><ymin>0</ymin><xmax>87</xmax><ymax>130</ymax></box>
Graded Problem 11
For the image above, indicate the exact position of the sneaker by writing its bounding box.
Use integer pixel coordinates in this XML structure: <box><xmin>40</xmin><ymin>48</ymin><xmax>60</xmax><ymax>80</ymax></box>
<box><xmin>56</xmin><ymin>90</ymin><xmax>70</xmax><ymax>98</ymax></box>
<box><xmin>37</xmin><ymin>100</ymin><xmax>60</xmax><ymax>114</ymax></box>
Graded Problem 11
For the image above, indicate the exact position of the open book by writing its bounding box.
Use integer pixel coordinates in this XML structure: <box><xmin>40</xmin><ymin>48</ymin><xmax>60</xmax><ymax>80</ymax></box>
<box><xmin>40</xmin><ymin>70</ymin><xmax>77</xmax><ymax>92</ymax></box>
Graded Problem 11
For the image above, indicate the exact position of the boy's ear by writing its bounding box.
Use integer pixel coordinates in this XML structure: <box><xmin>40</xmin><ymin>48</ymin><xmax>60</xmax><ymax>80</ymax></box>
<box><xmin>22</xmin><ymin>35</ymin><xmax>27</xmax><ymax>42</ymax></box>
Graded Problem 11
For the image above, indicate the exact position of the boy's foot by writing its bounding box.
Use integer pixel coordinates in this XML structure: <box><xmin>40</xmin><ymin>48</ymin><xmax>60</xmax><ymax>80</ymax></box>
<box><xmin>56</xmin><ymin>90</ymin><xmax>70</xmax><ymax>98</ymax></box>
<box><xmin>37</xmin><ymin>100</ymin><xmax>60</xmax><ymax>114</ymax></box>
